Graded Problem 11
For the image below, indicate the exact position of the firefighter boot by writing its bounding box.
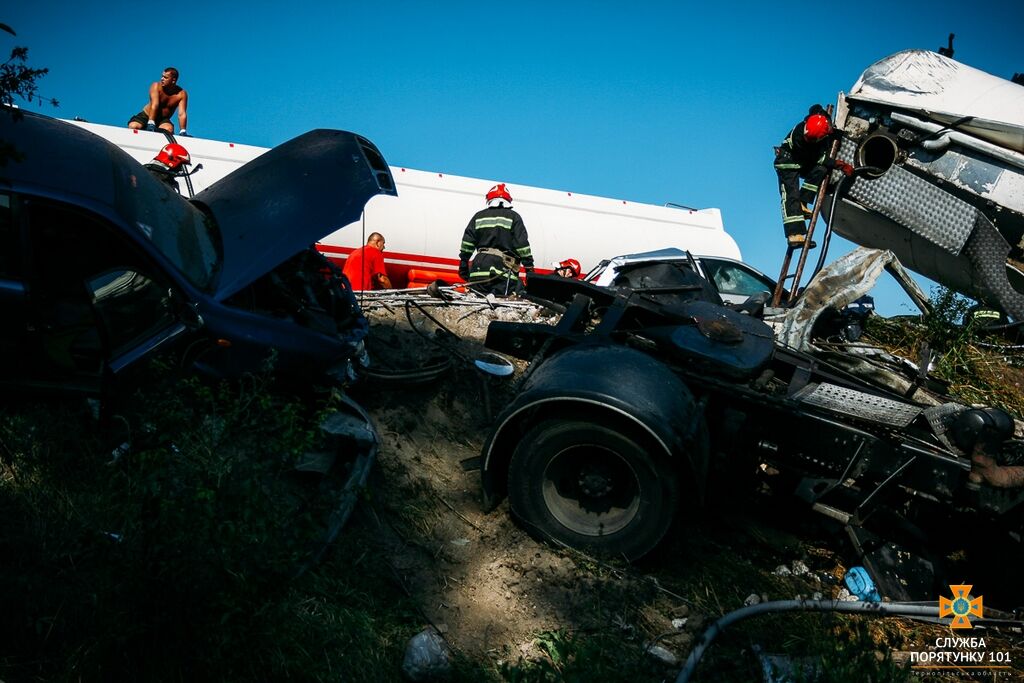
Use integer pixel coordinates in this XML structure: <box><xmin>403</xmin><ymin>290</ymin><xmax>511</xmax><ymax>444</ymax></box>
<box><xmin>787</xmin><ymin>233</ymin><xmax>817</xmax><ymax>249</ymax></box>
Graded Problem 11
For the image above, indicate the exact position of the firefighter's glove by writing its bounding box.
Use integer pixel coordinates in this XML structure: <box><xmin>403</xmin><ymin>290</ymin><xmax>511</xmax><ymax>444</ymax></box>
<box><xmin>834</xmin><ymin>160</ymin><xmax>854</xmax><ymax>177</ymax></box>
<box><xmin>458</xmin><ymin>259</ymin><xmax>469</xmax><ymax>281</ymax></box>
<box><xmin>145</xmin><ymin>121</ymin><xmax>156</xmax><ymax>132</ymax></box>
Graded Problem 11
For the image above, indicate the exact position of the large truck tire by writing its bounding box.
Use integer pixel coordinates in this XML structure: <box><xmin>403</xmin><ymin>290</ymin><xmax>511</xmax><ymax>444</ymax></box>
<box><xmin>507</xmin><ymin>419</ymin><xmax>679</xmax><ymax>560</ymax></box>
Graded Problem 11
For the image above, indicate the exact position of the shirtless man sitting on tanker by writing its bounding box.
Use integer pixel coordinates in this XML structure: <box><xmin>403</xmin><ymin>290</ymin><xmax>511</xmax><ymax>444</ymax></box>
<box><xmin>127</xmin><ymin>67</ymin><xmax>189</xmax><ymax>136</ymax></box>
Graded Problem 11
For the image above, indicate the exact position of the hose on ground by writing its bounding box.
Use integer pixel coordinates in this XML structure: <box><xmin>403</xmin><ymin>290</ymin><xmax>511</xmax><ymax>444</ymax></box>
<box><xmin>676</xmin><ymin>599</ymin><xmax>940</xmax><ymax>682</ymax></box>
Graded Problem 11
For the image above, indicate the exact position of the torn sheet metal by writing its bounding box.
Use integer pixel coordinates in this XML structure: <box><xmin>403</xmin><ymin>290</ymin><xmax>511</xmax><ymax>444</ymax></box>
<box><xmin>776</xmin><ymin>247</ymin><xmax>928</xmax><ymax>352</ymax></box>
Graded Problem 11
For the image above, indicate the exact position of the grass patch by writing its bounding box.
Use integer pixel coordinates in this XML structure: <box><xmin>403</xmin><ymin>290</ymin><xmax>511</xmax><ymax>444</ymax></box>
<box><xmin>499</xmin><ymin>627</ymin><xmax>666</xmax><ymax>682</ymax></box>
<box><xmin>865</xmin><ymin>286</ymin><xmax>1024</xmax><ymax>411</ymax></box>
<box><xmin>0</xmin><ymin>363</ymin><xmax>481</xmax><ymax>682</ymax></box>
<box><xmin>692</xmin><ymin>612</ymin><xmax>912</xmax><ymax>682</ymax></box>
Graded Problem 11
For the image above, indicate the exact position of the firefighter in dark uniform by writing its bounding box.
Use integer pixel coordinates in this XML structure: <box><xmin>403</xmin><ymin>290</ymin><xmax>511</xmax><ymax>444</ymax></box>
<box><xmin>774</xmin><ymin>104</ymin><xmax>852</xmax><ymax>247</ymax></box>
<box><xmin>458</xmin><ymin>183</ymin><xmax>534</xmax><ymax>296</ymax></box>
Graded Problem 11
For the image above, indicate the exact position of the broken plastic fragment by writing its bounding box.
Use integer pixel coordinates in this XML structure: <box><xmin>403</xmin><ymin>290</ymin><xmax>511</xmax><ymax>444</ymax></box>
<box><xmin>645</xmin><ymin>643</ymin><xmax>679</xmax><ymax>666</ymax></box>
<box><xmin>843</xmin><ymin>566</ymin><xmax>881</xmax><ymax>602</ymax></box>
<box><xmin>320</xmin><ymin>410</ymin><xmax>377</xmax><ymax>448</ymax></box>
<box><xmin>474</xmin><ymin>352</ymin><xmax>515</xmax><ymax>377</ymax></box>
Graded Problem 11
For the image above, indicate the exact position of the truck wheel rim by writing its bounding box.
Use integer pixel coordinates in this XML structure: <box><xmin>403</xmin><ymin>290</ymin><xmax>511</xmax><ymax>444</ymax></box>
<box><xmin>541</xmin><ymin>444</ymin><xmax>641</xmax><ymax>536</ymax></box>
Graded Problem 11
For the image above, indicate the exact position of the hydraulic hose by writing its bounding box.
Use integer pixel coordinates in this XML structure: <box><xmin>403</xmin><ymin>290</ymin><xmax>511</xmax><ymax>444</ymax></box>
<box><xmin>675</xmin><ymin>599</ymin><xmax>940</xmax><ymax>683</ymax></box>
<box><xmin>810</xmin><ymin>165</ymin><xmax>885</xmax><ymax>280</ymax></box>
<box><xmin>358</xmin><ymin>360</ymin><xmax>453</xmax><ymax>385</ymax></box>
<box><xmin>404</xmin><ymin>299</ymin><xmax>471</xmax><ymax>364</ymax></box>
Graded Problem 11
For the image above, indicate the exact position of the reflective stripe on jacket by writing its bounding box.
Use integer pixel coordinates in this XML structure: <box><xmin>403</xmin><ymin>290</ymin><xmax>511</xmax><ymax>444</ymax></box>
<box><xmin>459</xmin><ymin>206</ymin><xmax>534</xmax><ymax>269</ymax></box>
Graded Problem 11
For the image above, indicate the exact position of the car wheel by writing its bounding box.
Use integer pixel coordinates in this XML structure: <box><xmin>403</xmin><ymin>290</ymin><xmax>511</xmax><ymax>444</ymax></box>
<box><xmin>507</xmin><ymin>419</ymin><xmax>678</xmax><ymax>560</ymax></box>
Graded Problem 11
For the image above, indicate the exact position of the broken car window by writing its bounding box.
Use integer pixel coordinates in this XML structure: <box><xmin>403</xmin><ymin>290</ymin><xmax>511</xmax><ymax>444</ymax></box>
<box><xmin>27</xmin><ymin>197</ymin><xmax>176</xmax><ymax>365</ymax></box>
<box><xmin>702</xmin><ymin>259</ymin><xmax>774</xmax><ymax>299</ymax></box>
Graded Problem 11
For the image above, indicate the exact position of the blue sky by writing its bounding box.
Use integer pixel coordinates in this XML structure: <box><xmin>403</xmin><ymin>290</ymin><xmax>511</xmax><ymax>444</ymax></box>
<box><xmin>6</xmin><ymin>2</ymin><xmax>1023</xmax><ymax>315</ymax></box>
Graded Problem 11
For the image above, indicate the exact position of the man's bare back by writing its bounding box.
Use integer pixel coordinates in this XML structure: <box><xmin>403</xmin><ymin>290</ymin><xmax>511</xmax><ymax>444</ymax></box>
<box><xmin>128</xmin><ymin>67</ymin><xmax>189</xmax><ymax>134</ymax></box>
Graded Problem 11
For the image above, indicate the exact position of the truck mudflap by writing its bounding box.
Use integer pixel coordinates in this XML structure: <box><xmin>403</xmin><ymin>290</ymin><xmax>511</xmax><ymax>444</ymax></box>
<box><xmin>480</xmin><ymin>343</ymin><xmax>708</xmax><ymax>509</ymax></box>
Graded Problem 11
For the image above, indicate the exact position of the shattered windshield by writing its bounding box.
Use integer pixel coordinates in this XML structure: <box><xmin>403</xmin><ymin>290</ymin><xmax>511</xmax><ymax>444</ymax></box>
<box><xmin>113</xmin><ymin>169</ymin><xmax>221</xmax><ymax>292</ymax></box>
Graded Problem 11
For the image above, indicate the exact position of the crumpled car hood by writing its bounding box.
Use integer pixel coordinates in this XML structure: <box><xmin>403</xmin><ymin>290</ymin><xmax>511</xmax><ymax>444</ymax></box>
<box><xmin>196</xmin><ymin>129</ymin><xmax>395</xmax><ymax>299</ymax></box>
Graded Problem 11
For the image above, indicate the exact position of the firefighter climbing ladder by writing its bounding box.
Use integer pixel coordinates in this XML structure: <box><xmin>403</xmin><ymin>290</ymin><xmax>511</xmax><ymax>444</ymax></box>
<box><xmin>771</xmin><ymin>105</ymin><xmax>841</xmax><ymax>307</ymax></box>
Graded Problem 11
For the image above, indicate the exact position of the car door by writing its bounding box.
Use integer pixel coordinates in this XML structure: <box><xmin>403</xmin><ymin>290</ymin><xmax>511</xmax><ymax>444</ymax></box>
<box><xmin>17</xmin><ymin>194</ymin><xmax>187</xmax><ymax>395</ymax></box>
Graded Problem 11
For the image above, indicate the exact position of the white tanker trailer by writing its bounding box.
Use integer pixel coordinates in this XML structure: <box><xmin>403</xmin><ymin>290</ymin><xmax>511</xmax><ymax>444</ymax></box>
<box><xmin>68</xmin><ymin>120</ymin><xmax>740</xmax><ymax>288</ymax></box>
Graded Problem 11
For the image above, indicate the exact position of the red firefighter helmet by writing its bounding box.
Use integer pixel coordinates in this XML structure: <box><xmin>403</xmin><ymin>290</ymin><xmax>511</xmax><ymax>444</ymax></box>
<box><xmin>804</xmin><ymin>114</ymin><xmax>832</xmax><ymax>142</ymax></box>
<box><xmin>557</xmin><ymin>258</ymin><xmax>582</xmax><ymax>278</ymax></box>
<box><xmin>154</xmin><ymin>143</ymin><xmax>191</xmax><ymax>170</ymax></box>
<box><xmin>486</xmin><ymin>183</ymin><xmax>512</xmax><ymax>203</ymax></box>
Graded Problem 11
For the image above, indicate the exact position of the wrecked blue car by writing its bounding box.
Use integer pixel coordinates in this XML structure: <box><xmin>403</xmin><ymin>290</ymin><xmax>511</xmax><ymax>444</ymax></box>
<box><xmin>0</xmin><ymin>109</ymin><xmax>395</xmax><ymax>396</ymax></box>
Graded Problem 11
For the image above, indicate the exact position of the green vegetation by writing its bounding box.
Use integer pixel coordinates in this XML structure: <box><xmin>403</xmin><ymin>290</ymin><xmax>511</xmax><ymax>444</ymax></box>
<box><xmin>0</xmin><ymin>365</ymin><xmax>458</xmax><ymax>682</ymax></box>
<box><xmin>694</xmin><ymin>612</ymin><xmax>912</xmax><ymax>682</ymax></box>
<box><xmin>1</xmin><ymin>24</ymin><xmax>58</xmax><ymax>166</ymax></box>
<box><xmin>499</xmin><ymin>628</ymin><xmax>664</xmax><ymax>683</ymax></box>
<box><xmin>865</xmin><ymin>286</ymin><xmax>1024</xmax><ymax>411</ymax></box>
<box><xmin>0</xmin><ymin>23</ymin><xmax>56</xmax><ymax>109</ymax></box>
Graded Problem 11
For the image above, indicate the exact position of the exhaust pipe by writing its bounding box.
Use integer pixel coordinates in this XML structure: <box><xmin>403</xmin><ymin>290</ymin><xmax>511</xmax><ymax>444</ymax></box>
<box><xmin>856</xmin><ymin>133</ymin><xmax>899</xmax><ymax>178</ymax></box>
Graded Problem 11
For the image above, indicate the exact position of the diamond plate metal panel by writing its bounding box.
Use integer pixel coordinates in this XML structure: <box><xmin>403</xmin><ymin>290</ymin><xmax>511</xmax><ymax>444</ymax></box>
<box><xmin>922</xmin><ymin>403</ymin><xmax>964</xmax><ymax>436</ymax></box>
<box><xmin>922</xmin><ymin>403</ymin><xmax>966</xmax><ymax>454</ymax></box>
<box><xmin>838</xmin><ymin>137</ymin><xmax>857</xmax><ymax>166</ymax></box>
<box><xmin>796</xmin><ymin>383</ymin><xmax>922</xmax><ymax>428</ymax></box>
<box><xmin>963</xmin><ymin>216</ymin><xmax>1023</xmax><ymax>320</ymax></box>
<box><xmin>846</xmin><ymin>163</ymin><xmax>976</xmax><ymax>255</ymax></box>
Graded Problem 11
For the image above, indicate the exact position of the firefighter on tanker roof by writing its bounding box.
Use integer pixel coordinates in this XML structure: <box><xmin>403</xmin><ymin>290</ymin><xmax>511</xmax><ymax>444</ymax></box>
<box><xmin>144</xmin><ymin>142</ymin><xmax>191</xmax><ymax>192</ymax></box>
<box><xmin>458</xmin><ymin>183</ymin><xmax>534</xmax><ymax>296</ymax></box>
<box><xmin>773</xmin><ymin>104</ymin><xmax>853</xmax><ymax>248</ymax></box>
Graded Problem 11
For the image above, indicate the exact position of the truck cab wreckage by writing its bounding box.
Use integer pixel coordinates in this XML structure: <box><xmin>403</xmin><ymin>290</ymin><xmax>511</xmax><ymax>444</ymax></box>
<box><xmin>478</xmin><ymin>263</ymin><xmax>1024</xmax><ymax>604</ymax></box>
<box><xmin>476</xmin><ymin>50</ymin><xmax>1024</xmax><ymax>606</ymax></box>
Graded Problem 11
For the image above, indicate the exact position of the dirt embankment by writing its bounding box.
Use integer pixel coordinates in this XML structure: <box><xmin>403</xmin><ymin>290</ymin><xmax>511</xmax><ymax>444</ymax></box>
<box><xmin>350</xmin><ymin>299</ymin><xmax>694</xmax><ymax>666</ymax></box>
<box><xmin>346</xmin><ymin>295</ymin><xmax>1024</xmax><ymax>678</ymax></box>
